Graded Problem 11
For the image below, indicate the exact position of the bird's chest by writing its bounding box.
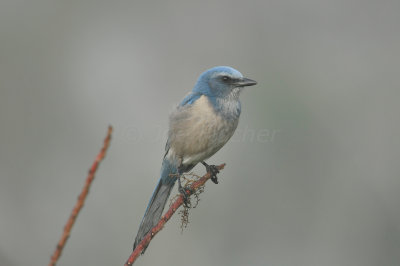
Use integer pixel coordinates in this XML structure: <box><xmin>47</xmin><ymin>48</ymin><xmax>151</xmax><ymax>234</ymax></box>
<box><xmin>168</xmin><ymin>96</ymin><xmax>239</xmax><ymax>163</ymax></box>
<box><xmin>190</xmin><ymin>107</ymin><xmax>238</xmax><ymax>150</ymax></box>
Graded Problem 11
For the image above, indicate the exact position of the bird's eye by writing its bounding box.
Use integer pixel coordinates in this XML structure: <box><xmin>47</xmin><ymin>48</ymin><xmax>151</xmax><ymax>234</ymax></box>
<box><xmin>222</xmin><ymin>76</ymin><xmax>230</xmax><ymax>82</ymax></box>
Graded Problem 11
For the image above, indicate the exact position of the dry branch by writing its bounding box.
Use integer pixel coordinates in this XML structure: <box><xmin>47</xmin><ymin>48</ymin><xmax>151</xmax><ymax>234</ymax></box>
<box><xmin>124</xmin><ymin>163</ymin><xmax>226</xmax><ymax>266</ymax></box>
<box><xmin>49</xmin><ymin>126</ymin><xmax>113</xmax><ymax>266</ymax></box>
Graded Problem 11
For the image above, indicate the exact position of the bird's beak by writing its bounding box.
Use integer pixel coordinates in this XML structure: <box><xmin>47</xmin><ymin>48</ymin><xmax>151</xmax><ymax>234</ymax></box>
<box><xmin>234</xmin><ymin>77</ymin><xmax>257</xmax><ymax>87</ymax></box>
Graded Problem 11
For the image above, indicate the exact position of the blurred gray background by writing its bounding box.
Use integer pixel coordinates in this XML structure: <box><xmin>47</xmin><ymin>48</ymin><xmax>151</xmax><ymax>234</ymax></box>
<box><xmin>1</xmin><ymin>0</ymin><xmax>399</xmax><ymax>265</ymax></box>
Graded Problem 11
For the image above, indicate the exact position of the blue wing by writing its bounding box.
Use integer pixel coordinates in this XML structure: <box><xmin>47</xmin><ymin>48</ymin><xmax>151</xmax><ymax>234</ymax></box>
<box><xmin>179</xmin><ymin>92</ymin><xmax>201</xmax><ymax>107</ymax></box>
<box><xmin>164</xmin><ymin>92</ymin><xmax>202</xmax><ymax>157</ymax></box>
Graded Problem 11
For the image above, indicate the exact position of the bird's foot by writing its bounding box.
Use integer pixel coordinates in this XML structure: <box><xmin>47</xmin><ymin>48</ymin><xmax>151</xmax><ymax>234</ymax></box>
<box><xmin>202</xmin><ymin>162</ymin><xmax>220</xmax><ymax>184</ymax></box>
<box><xmin>178</xmin><ymin>176</ymin><xmax>193</xmax><ymax>208</ymax></box>
<box><xmin>179</xmin><ymin>186</ymin><xmax>193</xmax><ymax>208</ymax></box>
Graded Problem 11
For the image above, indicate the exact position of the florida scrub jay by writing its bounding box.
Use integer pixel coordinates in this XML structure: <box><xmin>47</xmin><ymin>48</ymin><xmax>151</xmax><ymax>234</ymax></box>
<box><xmin>133</xmin><ymin>66</ymin><xmax>257</xmax><ymax>250</ymax></box>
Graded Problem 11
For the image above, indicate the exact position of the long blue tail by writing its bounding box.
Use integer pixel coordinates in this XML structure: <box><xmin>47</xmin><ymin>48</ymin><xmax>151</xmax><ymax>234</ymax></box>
<box><xmin>133</xmin><ymin>159</ymin><xmax>178</xmax><ymax>251</ymax></box>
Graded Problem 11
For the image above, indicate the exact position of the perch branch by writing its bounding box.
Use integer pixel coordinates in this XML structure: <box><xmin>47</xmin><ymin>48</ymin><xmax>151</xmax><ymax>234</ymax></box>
<box><xmin>49</xmin><ymin>126</ymin><xmax>113</xmax><ymax>266</ymax></box>
<box><xmin>124</xmin><ymin>163</ymin><xmax>226</xmax><ymax>266</ymax></box>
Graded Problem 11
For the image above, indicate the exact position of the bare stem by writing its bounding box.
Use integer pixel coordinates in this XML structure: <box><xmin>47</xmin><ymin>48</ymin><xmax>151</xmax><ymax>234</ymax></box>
<box><xmin>49</xmin><ymin>126</ymin><xmax>113</xmax><ymax>266</ymax></box>
<box><xmin>124</xmin><ymin>163</ymin><xmax>226</xmax><ymax>266</ymax></box>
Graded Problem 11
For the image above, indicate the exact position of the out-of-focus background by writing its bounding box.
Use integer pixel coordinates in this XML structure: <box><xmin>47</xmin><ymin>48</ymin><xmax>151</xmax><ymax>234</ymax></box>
<box><xmin>1</xmin><ymin>0</ymin><xmax>399</xmax><ymax>265</ymax></box>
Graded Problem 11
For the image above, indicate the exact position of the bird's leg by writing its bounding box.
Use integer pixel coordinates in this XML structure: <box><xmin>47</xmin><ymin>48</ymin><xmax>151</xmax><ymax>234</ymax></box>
<box><xmin>201</xmin><ymin>161</ymin><xmax>220</xmax><ymax>184</ymax></box>
<box><xmin>177</xmin><ymin>174</ymin><xmax>192</xmax><ymax>208</ymax></box>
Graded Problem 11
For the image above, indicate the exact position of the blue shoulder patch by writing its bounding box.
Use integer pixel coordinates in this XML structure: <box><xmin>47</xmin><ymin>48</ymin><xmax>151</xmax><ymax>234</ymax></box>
<box><xmin>179</xmin><ymin>93</ymin><xmax>201</xmax><ymax>106</ymax></box>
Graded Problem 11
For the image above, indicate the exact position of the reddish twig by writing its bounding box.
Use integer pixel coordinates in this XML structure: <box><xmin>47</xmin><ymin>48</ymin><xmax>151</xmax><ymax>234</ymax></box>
<box><xmin>49</xmin><ymin>126</ymin><xmax>113</xmax><ymax>266</ymax></box>
<box><xmin>124</xmin><ymin>163</ymin><xmax>226</xmax><ymax>266</ymax></box>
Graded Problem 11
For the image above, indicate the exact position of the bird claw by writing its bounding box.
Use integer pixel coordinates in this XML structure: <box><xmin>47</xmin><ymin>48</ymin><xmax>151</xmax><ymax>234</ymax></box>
<box><xmin>178</xmin><ymin>186</ymin><xmax>193</xmax><ymax>208</ymax></box>
<box><xmin>178</xmin><ymin>176</ymin><xmax>193</xmax><ymax>207</ymax></box>
<box><xmin>210</xmin><ymin>175</ymin><xmax>218</xmax><ymax>184</ymax></box>
<box><xmin>202</xmin><ymin>162</ymin><xmax>220</xmax><ymax>184</ymax></box>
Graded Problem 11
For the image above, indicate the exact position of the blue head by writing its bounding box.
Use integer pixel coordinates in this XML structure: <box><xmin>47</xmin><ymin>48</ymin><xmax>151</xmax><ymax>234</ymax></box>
<box><xmin>193</xmin><ymin>66</ymin><xmax>257</xmax><ymax>99</ymax></box>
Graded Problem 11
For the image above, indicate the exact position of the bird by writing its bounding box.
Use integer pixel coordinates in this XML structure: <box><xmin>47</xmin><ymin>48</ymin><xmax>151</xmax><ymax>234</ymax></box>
<box><xmin>133</xmin><ymin>66</ymin><xmax>257</xmax><ymax>251</ymax></box>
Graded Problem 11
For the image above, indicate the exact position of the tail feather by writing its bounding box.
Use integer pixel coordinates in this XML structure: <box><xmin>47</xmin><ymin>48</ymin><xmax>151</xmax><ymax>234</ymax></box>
<box><xmin>133</xmin><ymin>159</ymin><xmax>177</xmax><ymax>251</ymax></box>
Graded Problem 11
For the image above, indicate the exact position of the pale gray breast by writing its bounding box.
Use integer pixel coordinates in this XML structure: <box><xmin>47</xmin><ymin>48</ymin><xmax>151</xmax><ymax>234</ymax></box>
<box><xmin>166</xmin><ymin>95</ymin><xmax>239</xmax><ymax>166</ymax></box>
